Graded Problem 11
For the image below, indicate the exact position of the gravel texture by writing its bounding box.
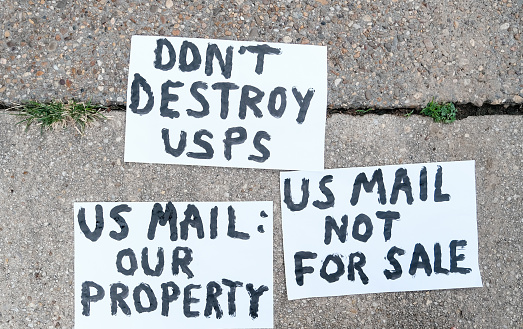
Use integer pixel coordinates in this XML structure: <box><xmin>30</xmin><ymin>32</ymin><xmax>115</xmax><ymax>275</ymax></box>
<box><xmin>0</xmin><ymin>112</ymin><xmax>521</xmax><ymax>328</ymax></box>
<box><xmin>0</xmin><ymin>0</ymin><xmax>522</xmax><ymax>108</ymax></box>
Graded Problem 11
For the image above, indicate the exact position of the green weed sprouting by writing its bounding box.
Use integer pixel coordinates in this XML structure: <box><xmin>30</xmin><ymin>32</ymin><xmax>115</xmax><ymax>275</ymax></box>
<box><xmin>9</xmin><ymin>100</ymin><xmax>109</xmax><ymax>133</ymax></box>
<box><xmin>404</xmin><ymin>110</ymin><xmax>414</xmax><ymax>117</ymax></box>
<box><xmin>355</xmin><ymin>108</ymin><xmax>375</xmax><ymax>115</ymax></box>
<box><xmin>421</xmin><ymin>98</ymin><xmax>457</xmax><ymax>123</ymax></box>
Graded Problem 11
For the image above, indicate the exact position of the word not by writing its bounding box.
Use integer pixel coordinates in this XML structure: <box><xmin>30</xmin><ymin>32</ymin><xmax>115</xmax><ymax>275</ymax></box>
<box><xmin>324</xmin><ymin>211</ymin><xmax>400</xmax><ymax>244</ymax></box>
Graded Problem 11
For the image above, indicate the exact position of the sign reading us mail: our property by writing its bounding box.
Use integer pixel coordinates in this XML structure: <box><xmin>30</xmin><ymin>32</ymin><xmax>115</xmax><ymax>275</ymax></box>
<box><xmin>125</xmin><ymin>36</ymin><xmax>327</xmax><ymax>170</ymax></box>
<box><xmin>75</xmin><ymin>201</ymin><xmax>273</xmax><ymax>329</ymax></box>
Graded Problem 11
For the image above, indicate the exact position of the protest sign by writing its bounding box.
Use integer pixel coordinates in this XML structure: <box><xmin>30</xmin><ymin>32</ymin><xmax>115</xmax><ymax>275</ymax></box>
<box><xmin>124</xmin><ymin>36</ymin><xmax>327</xmax><ymax>170</ymax></box>
<box><xmin>280</xmin><ymin>160</ymin><xmax>482</xmax><ymax>300</ymax></box>
<box><xmin>75</xmin><ymin>201</ymin><xmax>273</xmax><ymax>328</ymax></box>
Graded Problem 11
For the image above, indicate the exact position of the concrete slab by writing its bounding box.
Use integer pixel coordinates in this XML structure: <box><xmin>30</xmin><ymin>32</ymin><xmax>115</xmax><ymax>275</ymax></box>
<box><xmin>1</xmin><ymin>0</ymin><xmax>522</xmax><ymax>108</ymax></box>
<box><xmin>0</xmin><ymin>112</ymin><xmax>521</xmax><ymax>328</ymax></box>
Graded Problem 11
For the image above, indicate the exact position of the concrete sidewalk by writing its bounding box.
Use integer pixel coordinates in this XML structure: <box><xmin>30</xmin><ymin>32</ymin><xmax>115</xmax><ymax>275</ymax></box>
<box><xmin>0</xmin><ymin>1</ymin><xmax>522</xmax><ymax>328</ymax></box>
<box><xmin>0</xmin><ymin>0</ymin><xmax>522</xmax><ymax>108</ymax></box>
<box><xmin>0</xmin><ymin>112</ymin><xmax>521</xmax><ymax>328</ymax></box>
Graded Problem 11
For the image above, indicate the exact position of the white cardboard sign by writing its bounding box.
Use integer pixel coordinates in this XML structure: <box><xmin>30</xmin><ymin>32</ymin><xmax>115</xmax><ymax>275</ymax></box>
<box><xmin>124</xmin><ymin>36</ymin><xmax>327</xmax><ymax>170</ymax></box>
<box><xmin>280</xmin><ymin>160</ymin><xmax>482</xmax><ymax>300</ymax></box>
<box><xmin>74</xmin><ymin>202</ymin><xmax>273</xmax><ymax>328</ymax></box>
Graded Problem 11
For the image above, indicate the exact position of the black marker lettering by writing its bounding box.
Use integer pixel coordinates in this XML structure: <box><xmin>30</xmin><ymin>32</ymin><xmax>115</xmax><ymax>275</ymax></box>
<box><xmin>110</xmin><ymin>283</ymin><xmax>131</xmax><ymax>316</ymax></box>
<box><xmin>141</xmin><ymin>247</ymin><xmax>164</xmax><ymax>277</ymax></box>
<box><xmin>129</xmin><ymin>73</ymin><xmax>154</xmax><ymax>115</ymax></box>
<box><xmin>246</xmin><ymin>283</ymin><xmax>269</xmax><ymax>319</ymax></box>
<box><xmin>313</xmin><ymin>174</ymin><xmax>335</xmax><ymax>209</ymax></box>
<box><xmin>283</xmin><ymin>178</ymin><xmax>310</xmax><ymax>212</ymax></box>
<box><xmin>450</xmin><ymin>240</ymin><xmax>472</xmax><ymax>274</ymax></box>
<box><xmin>161</xmin><ymin>282</ymin><xmax>180</xmax><ymax>317</ymax></box>
<box><xmin>238</xmin><ymin>44</ymin><xmax>281</xmax><ymax>74</ymax></box>
<box><xmin>434</xmin><ymin>243</ymin><xmax>449</xmax><ymax>274</ymax></box>
<box><xmin>160</xmin><ymin>80</ymin><xmax>184</xmax><ymax>119</ymax></box>
<box><xmin>205</xmin><ymin>44</ymin><xmax>233</xmax><ymax>79</ymax></box>
<box><xmin>375</xmin><ymin>211</ymin><xmax>400</xmax><ymax>242</ymax></box>
<box><xmin>116</xmin><ymin>248</ymin><xmax>138</xmax><ymax>276</ymax></box>
<box><xmin>350</xmin><ymin>169</ymin><xmax>386</xmax><ymax>206</ymax></box>
<box><xmin>179</xmin><ymin>41</ymin><xmax>201</xmax><ymax>72</ymax></box>
<box><xmin>109</xmin><ymin>204</ymin><xmax>131</xmax><ymax>241</ymax></box>
<box><xmin>390</xmin><ymin>168</ymin><xmax>414</xmax><ymax>205</ymax></box>
<box><xmin>172</xmin><ymin>246</ymin><xmax>194</xmax><ymax>279</ymax></box>
<box><xmin>420</xmin><ymin>166</ymin><xmax>427</xmax><ymax>201</ymax></box>
<box><xmin>267</xmin><ymin>86</ymin><xmax>287</xmax><ymax>118</ymax></box>
<box><xmin>133</xmin><ymin>283</ymin><xmax>158</xmax><ymax>313</ymax></box>
<box><xmin>154</xmin><ymin>38</ymin><xmax>176</xmax><ymax>71</ymax></box>
<box><xmin>223</xmin><ymin>127</ymin><xmax>247</xmax><ymax>160</ymax></box>
<box><xmin>183</xmin><ymin>284</ymin><xmax>201</xmax><ymax>318</ymax></box>
<box><xmin>222</xmin><ymin>279</ymin><xmax>243</xmax><ymax>316</ymax></box>
<box><xmin>383</xmin><ymin>246</ymin><xmax>405</xmax><ymax>280</ymax></box>
<box><xmin>435</xmin><ymin>166</ymin><xmax>451</xmax><ymax>202</ymax></box>
<box><xmin>77</xmin><ymin>205</ymin><xmax>104</xmax><ymax>242</ymax></box>
<box><xmin>294</xmin><ymin>251</ymin><xmax>317</xmax><ymax>286</ymax></box>
<box><xmin>187</xmin><ymin>129</ymin><xmax>214</xmax><ymax>159</ymax></box>
<box><xmin>210</xmin><ymin>206</ymin><xmax>218</xmax><ymax>239</ymax></box>
<box><xmin>204</xmin><ymin>281</ymin><xmax>223</xmax><ymax>319</ymax></box>
<box><xmin>352</xmin><ymin>214</ymin><xmax>373</xmax><ymax>243</ymax></box>
<box><xmin>320</xmin><ymin>254</ymin><xmax>345</xmax><ymax>283</ymax></box>
<box><xmin>409</xmin><ymin>243</ymin><xmax>432</xmax><ymax>276</ymax></box>
<box><xmin>162</xmin><ymin>129</ymin><xmax>187</xmax><ymax>157</ymax></box>
<box><xmin>81</xmin><ymin>281</ymin><xmax>105</xmax><ymax>316</ymax></box>
<box><xmin>148</xmin><ymin>202</ymin><xmax>178</xmax><ymax>241</ymax></box>
<box><xmin>248</xmin><ymin>131</ymin><xmax>271</xmax><ymax>163</ymax></box>
<box><xmin>227</xmin><ymin>205</ymin><xmax>250</xmax><ymax>240</ymax></box>
<box><xmin>292</xmin><ymin>87</ymin><xmax>315</xmax><ymax>124</ymax></box>
<box><xmin>239</xmin><ymin>85</ymin><xmax>264</xmax><ymax>119</ymax></box>
<box><xmin>212</xmin><ymin>82</ymin><xmax>239</xmax><ymax>119</ymax></box>
<box><xmin>348</xmin><ymin>252</ymin><xmax>369</xmax><ymax>284</ymax></box>
<box><xmin>324</xmin><ymin>215</ymin><xmax>348</xmax><ymax>245</ymax></box>
<box><xmin>180</xmin><ymin>204</ymin><xmax>204</xmax><ymax>240</ymax></box>
<box><xmin>187</xmin><ymin>81</ymin><xmax>209</xmax><ymax>118</ymax></box>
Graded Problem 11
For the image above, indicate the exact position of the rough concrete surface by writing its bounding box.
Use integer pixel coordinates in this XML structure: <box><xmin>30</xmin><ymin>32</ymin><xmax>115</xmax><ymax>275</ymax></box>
<box><xmin>0</xmin><ymin>0</ymin><xmax>522</xmax><ymax>108</ymax></box>
<box><xmin>0</xmin><ymin>112</ymin><xmax>521</xmax><ymax>328</ymax></box>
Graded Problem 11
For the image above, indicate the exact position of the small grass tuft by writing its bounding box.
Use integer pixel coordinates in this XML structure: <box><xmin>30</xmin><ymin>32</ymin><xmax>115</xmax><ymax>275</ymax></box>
<box><xmin>421</xmin><ymin>98</ymin><xmax>457</xmax><ymax>123</ymax></box>
<box><xmin>9</xmin><ymin>100</ymin><xmax>109</xmax><ymax>133</ymax></box>
<box><xmin>356</xmin><ymin>108</ymin><xmax>375</xmax><ymax>115</ymax></box>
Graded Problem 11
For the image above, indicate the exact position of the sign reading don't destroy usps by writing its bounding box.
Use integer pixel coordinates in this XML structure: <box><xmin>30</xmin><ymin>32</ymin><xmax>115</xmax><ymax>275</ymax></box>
<box><xmin>124</xmin><ymin>36</ymin><xmax>327</xmax><ymax>170</ymax></box>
